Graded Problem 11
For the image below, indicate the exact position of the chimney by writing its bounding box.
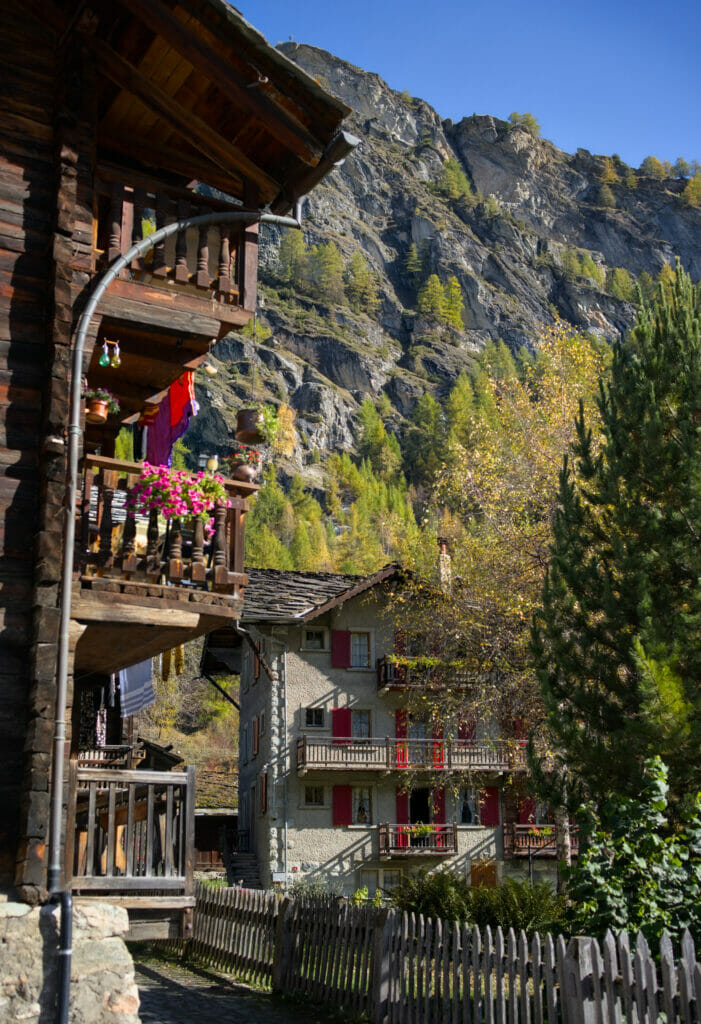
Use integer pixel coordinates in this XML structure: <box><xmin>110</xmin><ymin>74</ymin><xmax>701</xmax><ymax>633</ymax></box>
<box><xmin>438</xmin><ymin>538</ymin><xmax>452</xmax><ymax>592</ymax></box>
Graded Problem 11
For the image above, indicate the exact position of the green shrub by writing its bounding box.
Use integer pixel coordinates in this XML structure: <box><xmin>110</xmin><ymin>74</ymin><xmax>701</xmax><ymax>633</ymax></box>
<box><xmin>390</xmin><ymin>870</ymin><xmax>470</xmax><ymax>922</ymax></box>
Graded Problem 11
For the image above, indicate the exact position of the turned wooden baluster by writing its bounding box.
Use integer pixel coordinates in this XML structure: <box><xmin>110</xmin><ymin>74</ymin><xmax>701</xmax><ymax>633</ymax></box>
<box><xmin>196</xmin><ymin>217</ymin><xmax>210</xmax><ymax>288</ymax></box>
<box><xmin>79</xmin><ymin>464</ymin><xmax>95</xmax><ymax>570</ymax></box>
<box><xmin>130</xmin><ymin>188</ymin><xmax>147</xmax><ymax>275</ymax></box>
<box><xmin>217</xmin><ymin>227</ymin><xmax>231</xmax><ymax>293</ymax></box>
<box><xmin>97</xmin><ymin>474</ymin><xmax>115</xmax><ymax>571</ymax></box>
<box><xmin>228</xmin><ymin>496</ymin><xmax>247</xmax><ymax>575</ymax></box>
<box><xmin>168</xmin><ymin>517</ymin><xmax>183</xmax><ymax>581</ymax></box>
<box><xmin>108</xmin><ymin>183</ymin><xmax>122</xmax><ymax>262</ymax></box>
<box><xmin>121</xmin><ymin>475</ymin><xmax>138</xmax><ymax>573</ymax></box>
<box><xmin>174</xmin><ymin>200</ymin><xmax>190</xmax><ymax>283</ymax></box>
<box><xmin>191</xmin><ymin>517</ymin><xmax>206</xmax><ymax>584</ymax></box>
<box><xmin>212</xmin><ymin>503</ymin><xmax>229</xmax><ymax>587</ymax></box>
<box><xmin>153</xmin><ymin>193</ymin><xmax>168</xmax><ymax>277</ymax></box>
<box><xmin>146</xmin><ymin>508</ymin><xmax>160</xmax><ymax>577</ymax></box>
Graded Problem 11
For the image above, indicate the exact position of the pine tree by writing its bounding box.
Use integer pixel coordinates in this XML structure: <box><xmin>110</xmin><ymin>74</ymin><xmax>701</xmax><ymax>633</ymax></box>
<box><xmin>277</xmin><ymin>229</ymin><xmax>308</xmax><ymax>288</ymax></box>
<box><xmin>443</xmin><ymin>276</ymin><xmax>464</xmax><ymax>330</ymax></box>
<box><xmin>640</xmin><ymin>155</ymin><xmax>666</xmax><ymax>179</ymax></box>
<box><xmin>674</xmin><ymin>157</ymin><xmax>691</xmax><ymax>179</ymax></box>
<box><xmin>345</xmin><ymin>251</ymin><xmax>380</xmax><ymax>314</ymax></box>
<box><xmin>682</xmin><ymin>175</ymin><xmax>701</xmax><ymax>208</ymax></box>
<box><xmin>607</xmin><ymin>267</ymin><xmax>635</xmax><ymax>302</ymax></box>
<box><xmin>600</xmin><ymin>157</ymin><xmax>620</xmax><ymax>185</ymax></box>
<box><xmin>532</xmin><ymin>264</ymin><xmax>701</xmax><ymax>810</ymax></box>
<box><xmin>417</xmin><ymin>274</ymin><xmax>445</xmax><ymax>321</ymax></box>
<box><xmin>308</xmin><ymin>241</ymin><xmax>345</xmax><ymax>305</ymax></box>
<box><xmin>597</xmin><ymin>184</ymin><xmax>616</xmax><ymax>209</ymax></box>
<box><xmin>405</xmin><ymin>243</ymin><xmax>422</xmax><ymax>290</ymax></box>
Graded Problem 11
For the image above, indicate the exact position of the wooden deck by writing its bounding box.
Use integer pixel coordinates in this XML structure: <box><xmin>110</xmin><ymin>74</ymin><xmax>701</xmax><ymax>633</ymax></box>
<box><xmin>379</xmin><ymin>823</ymin><xmax>458</xmax><ymax>858</ymax></box>
<box><xmin>296</xmin><ymin>736</ymin><xmax>526</xmax><ymax>773</ymax></box>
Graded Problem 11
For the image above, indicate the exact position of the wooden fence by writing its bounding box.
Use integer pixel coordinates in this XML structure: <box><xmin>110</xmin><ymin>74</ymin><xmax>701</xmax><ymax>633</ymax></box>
<box><xmin>169</xmin><ymin>883</ymin><xmax>701</xmax><ymax>1024</ymax></box>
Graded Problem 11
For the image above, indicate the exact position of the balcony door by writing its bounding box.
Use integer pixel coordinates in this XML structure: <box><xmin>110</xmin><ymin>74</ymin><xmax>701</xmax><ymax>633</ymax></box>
<box><xmin>409</xmin><ymin>787</ymin><xmax>431</xmax><ymax>824</ymax></box>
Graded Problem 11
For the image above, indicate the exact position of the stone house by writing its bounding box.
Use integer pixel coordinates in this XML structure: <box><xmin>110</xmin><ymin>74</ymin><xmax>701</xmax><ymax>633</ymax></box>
<box><xmin>235</xmin><ymin>566</ymin><xmax>569</xmax><ymax>896</ymax></box>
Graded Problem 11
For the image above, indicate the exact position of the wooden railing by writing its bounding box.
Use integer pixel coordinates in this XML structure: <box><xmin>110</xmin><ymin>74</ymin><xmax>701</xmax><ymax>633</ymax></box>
<box><xmin>504</xmin><ymin>823</ymin><xmax>580</xmax><ymax>858</ymax></box>
<box><xmin>93</xmin><ymin>171</ymin><xmax>255</xmax><ymax>311</ymax></box>
<box><xmin>76</xmin><ymin>455</ymin><xmax>252</xmax><ymax>598</ymax></box>
<box><xmin>379</xmin><ymin>823</ymin><xmax>458</xmax><ymax>857</ymax></box>
<box><xmin>66</xmin><ymin>765</ymin><xmax>195</xmax><ymax>893</ymax></box>
<box><xmin>377</xmin><ymin>655</ymin><xmax>472</xmax><ymax>690</ymax></box>
<box><xmin>296</xmin><ymin>736</ymin><xmax>526</xmax><ymax>772</ymax></box>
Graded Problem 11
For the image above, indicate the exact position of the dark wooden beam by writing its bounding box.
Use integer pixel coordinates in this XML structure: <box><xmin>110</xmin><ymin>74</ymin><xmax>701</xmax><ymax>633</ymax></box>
<box><xmin>98</xmin><ymin>137</ymin><xmax>244</xmax><ymax>198</ymax></box>
<box><xmin>89</xmin><ymin>36</ymin><xmax>281</xmax><ymax>200</ymax></box>
<box><xmin>114</xmin><ymin>0</ymin><xmax>324</xmax><ymax>168</ymax></box>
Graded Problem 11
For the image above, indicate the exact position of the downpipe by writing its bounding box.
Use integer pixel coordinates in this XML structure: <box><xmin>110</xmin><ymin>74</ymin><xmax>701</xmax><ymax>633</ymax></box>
<box><xmin>50</xmin><ymin>891</ymin><xmax>72</xmax><ymax>1024</ymax></box>
<box><xmin>47</xmin><ymin>206</ymin><xmax>303</xmax><ymax>1021</ymax></box>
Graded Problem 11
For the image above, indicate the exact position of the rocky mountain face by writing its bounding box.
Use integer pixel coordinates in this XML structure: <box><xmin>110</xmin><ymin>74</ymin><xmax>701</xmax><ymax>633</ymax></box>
<box><xmin>187</xmin><ymin>43</ymin><xmax>700</xmax><ymax>479</ymax></box>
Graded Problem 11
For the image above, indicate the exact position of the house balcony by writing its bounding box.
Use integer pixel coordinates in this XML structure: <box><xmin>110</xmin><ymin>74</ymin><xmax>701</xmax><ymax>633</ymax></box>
<box><xmin>93</xmin><ymin>170</ymin><xmax>257</xmax><ymax>342</ymax></box>
<box><xmin>66</xmin><ymin>763</ymin><xmax>196</xmax><ymax>939</ymax></box>
<box><xmin>378</xmin><ymin>823</ymin><xmax>458</xmax><ymax>858</ymax></box>
<box><xmin>377</xmin><ymin>655</ymin><xmax>472</xmax><ymax>692</ymax></box>
<box><xmin>72</xmin><ymin>455</ymin><xmax>257</xmax><ymax>676</ymax></box>
<box><xmin>503</xmin><ymin>824</ymin><xmax>580</xmax><ymax>859</ymax></box>
<box><xmin>295</xmin><ymin>736</ymin><xmax>526</xmax><ymax>774</ymax></box>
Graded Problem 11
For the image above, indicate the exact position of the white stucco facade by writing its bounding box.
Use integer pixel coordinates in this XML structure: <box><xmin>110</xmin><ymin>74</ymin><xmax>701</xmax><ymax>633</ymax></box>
<box><xmin>237</xmin><ymin>574</ymin><xmax>558</xmax><ymax>894</ymax></box>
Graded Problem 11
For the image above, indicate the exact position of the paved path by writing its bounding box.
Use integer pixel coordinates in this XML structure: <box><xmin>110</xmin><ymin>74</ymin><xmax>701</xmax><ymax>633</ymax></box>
<box><xmin>134</xmin><ymin>956</ymin><xmax>339</xmax><ymax>1024</ymax></box>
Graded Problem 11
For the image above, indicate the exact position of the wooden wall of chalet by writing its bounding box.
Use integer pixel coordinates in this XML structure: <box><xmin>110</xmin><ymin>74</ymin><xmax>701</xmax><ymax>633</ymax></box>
<box><xmin>0</xmin><ymin>8</ymin><xmax>95</xmax><ymax>895</ymax></box>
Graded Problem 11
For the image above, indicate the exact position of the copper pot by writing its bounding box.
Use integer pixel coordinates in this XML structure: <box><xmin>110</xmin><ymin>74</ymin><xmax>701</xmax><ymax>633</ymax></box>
<box><xmin>85</xmin><ymin>399</ymin><xmax>108</xmax><ymax>424</ymax></box>
<box><xmin>230</xmin><ymin>461</ymin><xmax>258</xmax><ymax>483</ymax></box>
<box><xmin>235</xmin><ymin>408</ymin><xmax>265</xmax><ymax>444</ymax></box>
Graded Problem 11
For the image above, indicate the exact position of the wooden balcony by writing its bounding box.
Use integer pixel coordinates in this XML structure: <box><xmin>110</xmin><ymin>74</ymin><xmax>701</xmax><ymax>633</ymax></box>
<box><xmin>72</xmin><ymin>456</ymin><xmax>257</xmax><ymax>676</ymax></box>
<box><xmin>93</xmin><ymin>170</ymin><xmax>257</xmax><ymax>337</ymax></box>
<box><xmin>377</xmin><ymin>655</ymin><xmax>472</xmax><ymax>691</ymax></box>
<box><xmin>66</xmin><ymin>764</ymin><xmax>196</xmax><ymax>939</ymax></box>
<box><xmin>296</xmin><ymin>737</ymin><xmax>526</xmax><ymax>773</ymax></box>
<box><xmin>379</xmin><ymin>823</ymin><xmax>458</xmax><ymax>858</ymax></box>
<box><xmin>504</xmin><ymin>824</ymin><xmax>580</xmax><ymax>859</ymax></box>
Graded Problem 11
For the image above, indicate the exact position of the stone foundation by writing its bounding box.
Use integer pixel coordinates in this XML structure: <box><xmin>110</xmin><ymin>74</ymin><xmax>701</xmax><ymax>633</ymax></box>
<box><xmin>0</xmin><ymin>901</ymin><xmax>140</xmax><ymax>1024</ymax></box>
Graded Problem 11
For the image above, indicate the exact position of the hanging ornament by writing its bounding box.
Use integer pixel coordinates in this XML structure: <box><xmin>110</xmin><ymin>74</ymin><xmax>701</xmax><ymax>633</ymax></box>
<box><xmin>110</xmin><ymin>341</ymin><xmax>121</xmax><ymax>368</ymax></box>
<box><xmin>98</xmin><ymin>341</ymin><xmax>110</xmax><ymax>367</ymax></box>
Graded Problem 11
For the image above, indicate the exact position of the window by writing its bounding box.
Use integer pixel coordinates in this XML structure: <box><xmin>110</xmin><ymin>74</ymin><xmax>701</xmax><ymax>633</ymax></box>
<box><xmin>305</xmin><ymin>707</ymin><xmax>324</xmax><ymax>728</ymax></box>
<box><xmin>241</xmin><ymin>724</ymin><xmax>249</xmax><ymax>763</ymax></box>
<box><xmin>303</xmin><ymin>628</ymin><xmax>327</xmax><ymax>651</ymax></box>
<box><xmin>360</xmin><ymin>869</ymin><xmax>379</xmax><ymax>896</ymax></box>
<box><xmin>382</xmin><ymin>869</ymin><xmax>402</xmax><ymax>892</ymax></box>
<box><xmin>353</xmin><ymin>787</ymin><xmax>372</xmax><ymax>825</ymax></box>
<box><xmin>350</xmin><ymin>631</ymin><xmax>371</xmax><ymax>668</ymax></box>
<box><xmin>351</xmin><ymin>710</ymin><xmax>370</xmax><ymax>740</ymax></box>
<box><xmin>252</xmin><ymin>716</ymin><xmax>259</xmax><ymax>757</ymax></box>
<box><xmin>259</xmin><ymin>710</ymin><xmax>266</xmax><ymax>735</ymax></box>
<box><xmin>304</xmin><ymin>785</ymin><xmax>324</xmax><ymax>806</ymax></box>
<box><xmin>460</xmin><ymin>788</ymin><xmax>479</xmax><ymax>825</ymax></box>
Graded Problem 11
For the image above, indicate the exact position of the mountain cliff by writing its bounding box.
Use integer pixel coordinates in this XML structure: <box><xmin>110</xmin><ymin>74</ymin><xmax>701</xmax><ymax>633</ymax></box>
<box><xmin>187</xmin><ymin>43</ymin><xmax>701</xmax><ymax>479</ymax></box>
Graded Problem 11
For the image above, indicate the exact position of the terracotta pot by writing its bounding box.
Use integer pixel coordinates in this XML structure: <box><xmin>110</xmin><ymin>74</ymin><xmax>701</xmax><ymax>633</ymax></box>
<box><xmin>230</xmin><ymin>461</ymin><xmax>259</xmax><ymax>483</ymax></box>
<box><xmin>235</xmin><ymin>408</ymin><xmax>265</xmax><ymax>444</ymax></box>
<box><xmin>85</xmin><ymin>398</ymin><xmax>108</xmax><ymax>424</ymax></box>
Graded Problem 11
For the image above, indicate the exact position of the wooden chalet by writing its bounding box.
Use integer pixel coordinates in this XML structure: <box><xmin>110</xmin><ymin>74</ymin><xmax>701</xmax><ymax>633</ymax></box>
<box><xmin>0</xmin><ymin>0</ymin><xmax>353</xmax><ymax>935</ymax></box>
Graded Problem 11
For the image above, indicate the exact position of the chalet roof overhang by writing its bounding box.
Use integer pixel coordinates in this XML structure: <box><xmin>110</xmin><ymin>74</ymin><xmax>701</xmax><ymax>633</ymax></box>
<box><xmin>43</xmin><ymin>0</ymin><xmax>354</xmax><ymax>208</ymax></box>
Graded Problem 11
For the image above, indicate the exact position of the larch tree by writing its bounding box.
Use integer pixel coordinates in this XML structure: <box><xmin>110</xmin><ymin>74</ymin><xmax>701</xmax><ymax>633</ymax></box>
<box><xmin>532</xmin><ymin>264</ymin><xmax>701</xmax><ymax>812</ymax></box>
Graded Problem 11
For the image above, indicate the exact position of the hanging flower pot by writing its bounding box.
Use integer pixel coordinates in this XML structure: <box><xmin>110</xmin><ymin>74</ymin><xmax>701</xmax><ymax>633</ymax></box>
<box><xmin>84</xmin><ymin>388</ymin><xmax>120</xmax><ymax>425</ymax></box>
<box><xmin>230</xmin><ymin>461</ymin><xmax>258</xmax><ymax>483</ymax></box>
<box><xmin>235</xmin><ymin>408</ymin><xmax>265</xmax><ymax>444</ymax></box>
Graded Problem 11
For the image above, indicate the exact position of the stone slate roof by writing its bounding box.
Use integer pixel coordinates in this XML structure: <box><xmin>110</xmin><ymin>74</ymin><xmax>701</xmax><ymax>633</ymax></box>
<box><xmin>241</xmin><ymin>565</ymin><xmax>401</xmax><ymax>623</ymax></box>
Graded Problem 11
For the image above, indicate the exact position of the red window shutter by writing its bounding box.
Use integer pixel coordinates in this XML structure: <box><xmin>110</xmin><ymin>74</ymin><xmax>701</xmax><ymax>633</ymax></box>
<box><xmin>260</xmin><ymin>771</ymin><xmax>268</xmax><ymax>814</ymax></box>
<box><xmin>518</xmin><ymin>798</ymin><xmax>536</xmax><ymax>825</ymax></box>
<box><xmin>331</xmin><ymin>707</ymin><xmax>351</xmax><ymax>744</ymax></box>
<box><xmin>431</xmin><ymin>786</ymin><xmax>446</xmax><ymax>824</ymax></box>
<box><xmin>331</xmin><ymin>629</ymin><xmax>351</xmax><ymax>667</ymax></box>
<box><xmin>480</xmin><ymin>786</ymin><xmax>500</xmax><ymax>827</ymax></box>
<box><xmin>253</xmin><ymin>716</ymin><xmax>259</xmax><ymax>756</ymax></box>
<box><xmin>254</xmin><ymin>642</ymin><xmax>261</xmax><ymax>680</ymax></box>
<box><xmin>333</xmin><ymin>785</ymin><xmax>353</xmax><ymax>826</ymax></box>
<box><xmin>395</xmin><ymin>710</ymin><xmax>408</xmax><ymax>766</ymax></box>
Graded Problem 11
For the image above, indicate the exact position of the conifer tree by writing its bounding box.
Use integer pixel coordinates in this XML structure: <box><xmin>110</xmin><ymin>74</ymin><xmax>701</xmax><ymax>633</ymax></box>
<box><xmin>532</xmin><ymin>264</ymin><xmax>701</xmax><ymax>810</ymax></box>
<box><xmin>640</xmin><ymin>155</ymin><xmax>666</xmax><ymax>179</ymax></box>
<box><xmin>600</xmin><ymin>157</ymin><xmax>620</xmax><ymax>185</ymax></box>
<box><xmin>345</xmin><ymin>251</ymin><xmax>380</xmax><ymax>314</ymax></box>
<box><xmin>308</xmin><ymin>241</ymin><xmax>345</xmax><ymax>305</ymax></box>
<box><xmin>417</xmin><ymin>274</ymin><xmax>445</xmax><ymax>321</ymax></box>
<box><xmin>682</xmin><ymin>175</ymin><xmax>701</xmax><ymax>208</ymax></box>
<box><xmin>277</xmin><ymin>228</ymin><xmax>308</xmax><ymax>288</ymax></box>
<box><xmin>443</xmin><ymin>276</ymin><xmax>465</xmax><ymax>330</ymax></box>
<box><xmin>405</xmin><ymin>243</ymin><xmax>422</xmax><ymax>290</ymax></box>
<box><xmin>607</xmin><ymin>267</ymin><xmax>635</xmax><ymax>302</ymax></box>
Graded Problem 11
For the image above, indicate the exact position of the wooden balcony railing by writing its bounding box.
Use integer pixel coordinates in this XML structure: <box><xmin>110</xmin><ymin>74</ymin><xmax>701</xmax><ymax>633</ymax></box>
<box><xmin>377</xmin><ymin>655</ymin><xmax>472</xmax><ymax>691</ymax></box>
<box><xmin>503</xmin><ymin>824</ymin><xmax>580</xmax><ymax>859</ymax></box>
<box><xmin>76</xmin><ymin>456</ymin><xmax>252</xmax><ymax>601</ymax></box>
<box><xmin>379</xmin><ymin>823</ymin><xmax>458</xmax><ymax>857</ymax></box>
<box><xmin>94</xmin><ymin>171</ymin><xmax>255</xmax><ymax>315</ymax></box>
<box><xmin>296</xmin><ymin>736</ymin><xmax>526</xmax><ymax>773</ymax></box>
<box><xmin>66</xmin><ymin>765</ymin><xmax>195</xmax><ymax>893</ymax></box>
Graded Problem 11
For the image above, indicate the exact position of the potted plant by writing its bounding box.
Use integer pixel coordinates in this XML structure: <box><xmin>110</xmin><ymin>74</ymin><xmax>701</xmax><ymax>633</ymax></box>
<box><xmin>235</xmin><ymin>403</ymin><xmax>280</xmax><ymax>445</ymax></box>
<box><xmin>126</xmin><ymin>463</ymin><xmax>231</xmax><ymax>538</ymax></box>
<box><xmin>222</xmin><ymin>444</ymin><xmax>262</xmax><ymax>483</ymax></box>
<box><xmin>84</xmin><ymin>387</ymin><xmax>120</xmax><ymax>424</ymax></box>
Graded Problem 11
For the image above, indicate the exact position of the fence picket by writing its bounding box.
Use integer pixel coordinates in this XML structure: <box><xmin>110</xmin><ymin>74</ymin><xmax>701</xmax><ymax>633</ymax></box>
<box><xmin>617</xmin><ymin>932</ymin><xmax>635</xmax><ymax>1024</ymax></box>
<box><xmin>473</xmin><ymin>925</ymin><xmax>482</xmax><ymax>1024</ymax></box>
<box><xmin>633</xmin><ymin>933</ymin><xmax>648</xmax><ymax>1024</ymax></box>
<box><xmin>531</xmin><ymin>933</ymin><xmax>543</xmax><ymax>1024</ymax></box>
<box><xmin>423</xmin><ymin>916</ymin><xmax>433</xmax><ymax>1024</ymax></box>
<box><xmin>518</xmin><ymin>931</ymin><xmax>530</xmax><ymax>1024</ymax></box>
<box><xmin>408</xmin><ymin>913</ymin><xmax>417</xmax><ymax>1024</ymax></box>
<box><xmin>451</xmin><ymin>923</ymin><xmax>461</xmax><ymax>1024</ymax></box>
<box><xmin>461</xmin><ymin>924</ymin><xmax>471</xmax><ymax>1024</ymax></box>
<box><xmin>484</xmin><ymin>925</ymin><xmax>494</xmax><ymax>1024</ymax></box>
<box><xmin>590</xmin><ymin>937</ymin><xmax>605</xmax><ymax>1024</ymax></box>
<box><xmin>678</xmin><ymin>959</ymin><xmax>693</xmax><ymax>1024</ymax></box>
<box><xmin>543</xmin><ymin>933</ymin><xmax>558</xmax><ymax>1024</ymax></box>
<box><xmin>443</xmin><ymin>920</ymin><xmax>452</xmax><ymax>1024</ymax></box>
<box><xmin>555</xmin><ymin>936</ymin><xmax>567</xmax><ymax>1024</ymax></box>
<box><xmin>495</xmin><ymin>927</ymin><xmax>506</xmax><ymax>1024</ymax></box>
<box><xmin>507</xmin><ymin>928</ymin><xmax>518</xmax><ymax>1024</ymax></box>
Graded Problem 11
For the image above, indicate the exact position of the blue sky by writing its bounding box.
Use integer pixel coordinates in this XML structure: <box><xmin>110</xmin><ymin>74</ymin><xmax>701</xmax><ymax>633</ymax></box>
<box><xmin>239</xmin><ymin>0</ymin><xmax>699</xmax><ymax>168</ymax></box>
